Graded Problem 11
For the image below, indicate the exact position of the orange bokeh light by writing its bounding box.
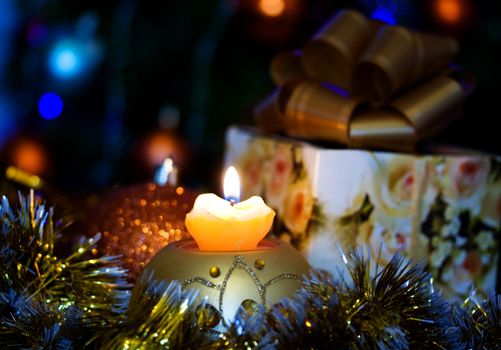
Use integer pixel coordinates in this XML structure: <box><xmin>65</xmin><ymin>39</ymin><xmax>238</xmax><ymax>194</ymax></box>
<box><xmin>12</xmin><ymin>139</ymin><xmax>47</xmax><ymax>175</ymax></box>
<box><xmin>258</xmin><ymin>0</ymin><xmax>286</xmax><ymax>17</ymax></box>
<box><xmin>146</xmin><ymin>133</ymin><xmax>177</xmax><ymax>167</ymax></box>
<box><xmin>436</xmin><ymin>0</ymin><xmax>462</xmax><ymax>24</ymax></box>
<box><xmin>138</xmin><ymin>131</ymin><xmax>188</xmax><ymax>173</ymax></box>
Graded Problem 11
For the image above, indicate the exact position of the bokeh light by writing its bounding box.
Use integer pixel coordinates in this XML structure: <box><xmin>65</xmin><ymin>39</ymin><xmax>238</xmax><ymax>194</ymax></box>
<box><xmin>49</xmin><ymin>40</ymin><xmax>82</xmax><ymax>79</ymax></box>
<box><xmin>11</xmin><ymin>139</ymin><xmax>47</xmax><ymax>175</ymax></box>
<box><xmin>258</xmin><ymin>0</ymin><xmax>286</xmax><ymax>17</ymax></box>
<box><xmin>38</xmin><ymin>92</ymin><xmax>63</xmax><ymax>120</ymax></box>
<box><xmin>134</xmin><ymin>131</ymin><xmax>189</xmax><ymax>178</ymax></box>
<box><xmin>435</xmin><ymin>0</ymin><xmax>463</xmax><ymax>24</ymax></box>
<box><xmin>370</xmin><ymin>7</ymin><xmax>397</xmax><ymax>25</ymax></box>
<box><xmin>145</xmin><ymin>132</ymin><xmax>179</xmax><ymax>167</ymax></box>
<box><xmin>5</xmin><ymin>166</ymin><xmax>42</xmax><ymax>188</ymax></box>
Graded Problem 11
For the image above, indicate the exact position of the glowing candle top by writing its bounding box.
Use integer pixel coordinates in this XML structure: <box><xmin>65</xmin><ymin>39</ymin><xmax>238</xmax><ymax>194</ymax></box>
<box><xmin>185</xmin><ymin>167</ymin><xmax>275</xmax><ymax>251</ymax></box>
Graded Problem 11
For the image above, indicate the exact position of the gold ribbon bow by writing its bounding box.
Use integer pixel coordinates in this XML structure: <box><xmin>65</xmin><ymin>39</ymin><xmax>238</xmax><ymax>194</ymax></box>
<box><xmin>255</xmin><ymin>10</ymin><xmax>472</xmax><ymax>152</ymax></box>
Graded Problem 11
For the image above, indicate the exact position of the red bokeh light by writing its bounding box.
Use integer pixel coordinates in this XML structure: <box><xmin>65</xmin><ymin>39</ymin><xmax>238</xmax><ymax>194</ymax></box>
<box><xmin>435</xmin><ymin>0</ymin><xmax>463</xmax><ymax>24</ymax></box>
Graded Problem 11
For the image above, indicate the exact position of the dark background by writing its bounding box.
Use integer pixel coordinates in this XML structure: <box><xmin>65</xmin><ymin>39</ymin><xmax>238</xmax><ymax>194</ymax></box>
<box><xmin>0</xmin><ymin>0</ymin><xmax>500</xmax><ymax>197</ymax></box>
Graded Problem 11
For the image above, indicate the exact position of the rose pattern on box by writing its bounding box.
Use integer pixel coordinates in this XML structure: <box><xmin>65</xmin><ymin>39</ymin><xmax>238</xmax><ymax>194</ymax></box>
<box><xmin>418</xmin><ymin>157</ymin><xmax>501</xmax><ymax>295</ymax></box>
<box><xmin>233</xmin><ymin>137</ymin><xmax>326</xmax><ymax>251</ymax></box>
<box><xmin>351</xmin><ymin>156</ymin><xmax>500</xmax><ymax>296</ymax></box>
<box><xmin>226</xmin><ymin>127</ymin><xmax>501</xmax><ymax>298</ymax></box>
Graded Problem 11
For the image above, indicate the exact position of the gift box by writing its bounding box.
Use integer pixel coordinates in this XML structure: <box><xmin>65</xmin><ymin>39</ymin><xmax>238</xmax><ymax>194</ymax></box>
<box><xmin>225</xmin><ymin>126</ymin><xmax>501</xmax><ymax>298</ymax></box>
<box><xmin>225</xmin><ymin>10</ymin><xmax>498</xmax><ymax>298</ymax></box>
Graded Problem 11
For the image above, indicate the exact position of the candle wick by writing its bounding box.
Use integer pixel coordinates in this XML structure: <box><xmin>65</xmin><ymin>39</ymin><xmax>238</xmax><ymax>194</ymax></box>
<box><xmin>230</xmin><ymin>199</ymin><xmax>236</xmax><ymax>207</ymax></box>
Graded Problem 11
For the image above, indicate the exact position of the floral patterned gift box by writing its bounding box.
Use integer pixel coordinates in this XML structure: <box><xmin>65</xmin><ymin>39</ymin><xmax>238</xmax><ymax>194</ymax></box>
<box><xmin>225</xmin><ymin>126</ymin><xmax>501</xmax><ymax>298</ymax></box>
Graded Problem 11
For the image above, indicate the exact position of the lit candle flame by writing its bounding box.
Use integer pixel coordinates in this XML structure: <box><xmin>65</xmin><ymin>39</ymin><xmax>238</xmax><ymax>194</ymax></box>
<box><xmin>223</xmin><ymin>166</ymin><xmax>240</xmax><ymax>203</ymax></box>
<box><xmin>186</xmin><ymin>166</ymin><xmax>275</xmax><ymax>251</ymax></box>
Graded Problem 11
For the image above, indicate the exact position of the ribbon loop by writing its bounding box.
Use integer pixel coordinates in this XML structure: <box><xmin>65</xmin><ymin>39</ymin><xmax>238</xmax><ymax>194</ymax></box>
<box><xmin>284</xmin><ymin>81</ymin><xmax>359</xmax><ymax>144</ymax></box>
<box><xmin>270</xmin><ymin>50</ymin><xmax>307</xmax><ymax>86</ymax></box>
<box><xmin>351</xmin><ymin>26</ymin><xmax>458</xmax><ymax>103</ymax></box>
<box><xmin>352</xmin><ymin>26</ymin><xmax>415</xmax><ymax>102</ymax></box>
<box><xmin>254</xmin><ymin>10</ymin><xmax>469</xmax><ymax>152</ymax></box>
<box><xmin>301</xmin><ymin>10</ymin><xmax>375</xmax><ymax>90</ymax></box>
<box><xmin>391</xmin><ymin>76</ymin><xmax>463</xmax><ymax>138</ymax></box>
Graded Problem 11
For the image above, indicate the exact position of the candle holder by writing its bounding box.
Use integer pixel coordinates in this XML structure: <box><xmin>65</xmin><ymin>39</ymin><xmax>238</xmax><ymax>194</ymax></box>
<box><xmin>135</xmin><ymin>238</ymin><xmax>309</xmax><ymax>329</ymax></box>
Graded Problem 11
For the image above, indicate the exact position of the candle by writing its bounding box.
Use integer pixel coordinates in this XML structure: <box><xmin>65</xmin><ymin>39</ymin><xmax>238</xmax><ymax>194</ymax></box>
<box><xmin>185</xmin><ymin>166</ymin><xmax>275</xmax><ymax>251</ymax></box>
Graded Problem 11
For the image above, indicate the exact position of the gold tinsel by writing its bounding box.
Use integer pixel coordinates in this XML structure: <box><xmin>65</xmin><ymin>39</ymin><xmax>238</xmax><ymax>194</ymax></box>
<box><xmin>91</xmin><ymin>182</ymin><xmax>197</xmax><ymax>280</ymax></box>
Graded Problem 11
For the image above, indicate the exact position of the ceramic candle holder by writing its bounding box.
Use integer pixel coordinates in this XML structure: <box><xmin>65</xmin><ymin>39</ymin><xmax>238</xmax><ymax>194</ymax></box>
<box><xmin>135</xmin><ymin>238</ymin><xmax>310</xmax><ymax>329</ymax></box>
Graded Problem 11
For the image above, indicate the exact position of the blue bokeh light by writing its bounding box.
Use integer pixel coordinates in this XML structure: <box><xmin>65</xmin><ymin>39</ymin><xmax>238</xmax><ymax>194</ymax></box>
<box><xmin>38</xmin><ymin>92</ymin><xmax>63</xmax><ymax>120</ymax></box>
<box><xmin>57</xmin><ymin>50</ymin><xmax>77</xmax><ymax>71</ymax></box>
<box><xmin>48</xmin><ymin>40</ymin><xmax>82</xmax><ymax>79</ymax></box>
<box><xmin>370</xmin><ymin>7</ymin><xmax>397</xmax><ymax>25</ymax></box>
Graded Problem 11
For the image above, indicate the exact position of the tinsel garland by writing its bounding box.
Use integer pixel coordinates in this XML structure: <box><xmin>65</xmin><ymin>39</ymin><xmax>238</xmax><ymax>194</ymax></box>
<box><xmin>0</xmin><ymin>192</ymin><xmax>130</xmax><ymax>348</ymax></box>
<box><xmin>1</xmin><ymin>192</ymin><xmax>500</xmax><ymax>349</ymax></box>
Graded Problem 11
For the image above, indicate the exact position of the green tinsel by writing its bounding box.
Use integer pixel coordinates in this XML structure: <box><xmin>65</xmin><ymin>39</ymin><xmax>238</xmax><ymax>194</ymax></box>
<box><xmin>450</xmin><ymin>291</ymin><xmax>501</xmax><ymax>349</ymax></box>
<box><xmin>100</xmin><ymin>273</ymin><xmax>208</xmax><ymax>350</ymax></box>
<box><xmin>0</xmin><ymin>192</ymin><xmax>129</xmax><ymax>348</ymax></box>
<box><xmin>1</xmin><ymin>191</ymin><xmax>500</xmax><ymax>349</ymax></box>
<box><xmin>260</xmin><ymin>252</ymin><xmax>453</xmax><ymax>349</ymax></box>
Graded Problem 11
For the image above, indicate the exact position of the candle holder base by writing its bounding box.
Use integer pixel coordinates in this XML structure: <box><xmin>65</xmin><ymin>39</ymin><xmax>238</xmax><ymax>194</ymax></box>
<box><xmin>134</xmin><ymin>238</ymin><xmax>310</xmax><ymax>329</ymax></box>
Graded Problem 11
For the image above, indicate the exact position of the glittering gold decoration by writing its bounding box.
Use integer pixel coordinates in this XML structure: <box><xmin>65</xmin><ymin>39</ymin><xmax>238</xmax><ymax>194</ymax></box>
<box><xmin>254</xmin><ymin>258</ymin><xmax>265</xmax><ymax>270</ymax></box>
<box><xmin>91</xmin><ymin>182</ymin><xmax>197</xmax><ymax>280</ymax></box>
<box><xmin>195</xmin><ymin>304</ymin><xmax>221</xmax><ymax>329</ymax></box>
<box><xmin>209</xmin><ymin>266</ymin><xmax>221</xmax><ymax>278</ymax></box>
<box><xmin>240</xmin><ymin>299</ymin><xmax>260</xmax><ymax>316</ymax></box>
